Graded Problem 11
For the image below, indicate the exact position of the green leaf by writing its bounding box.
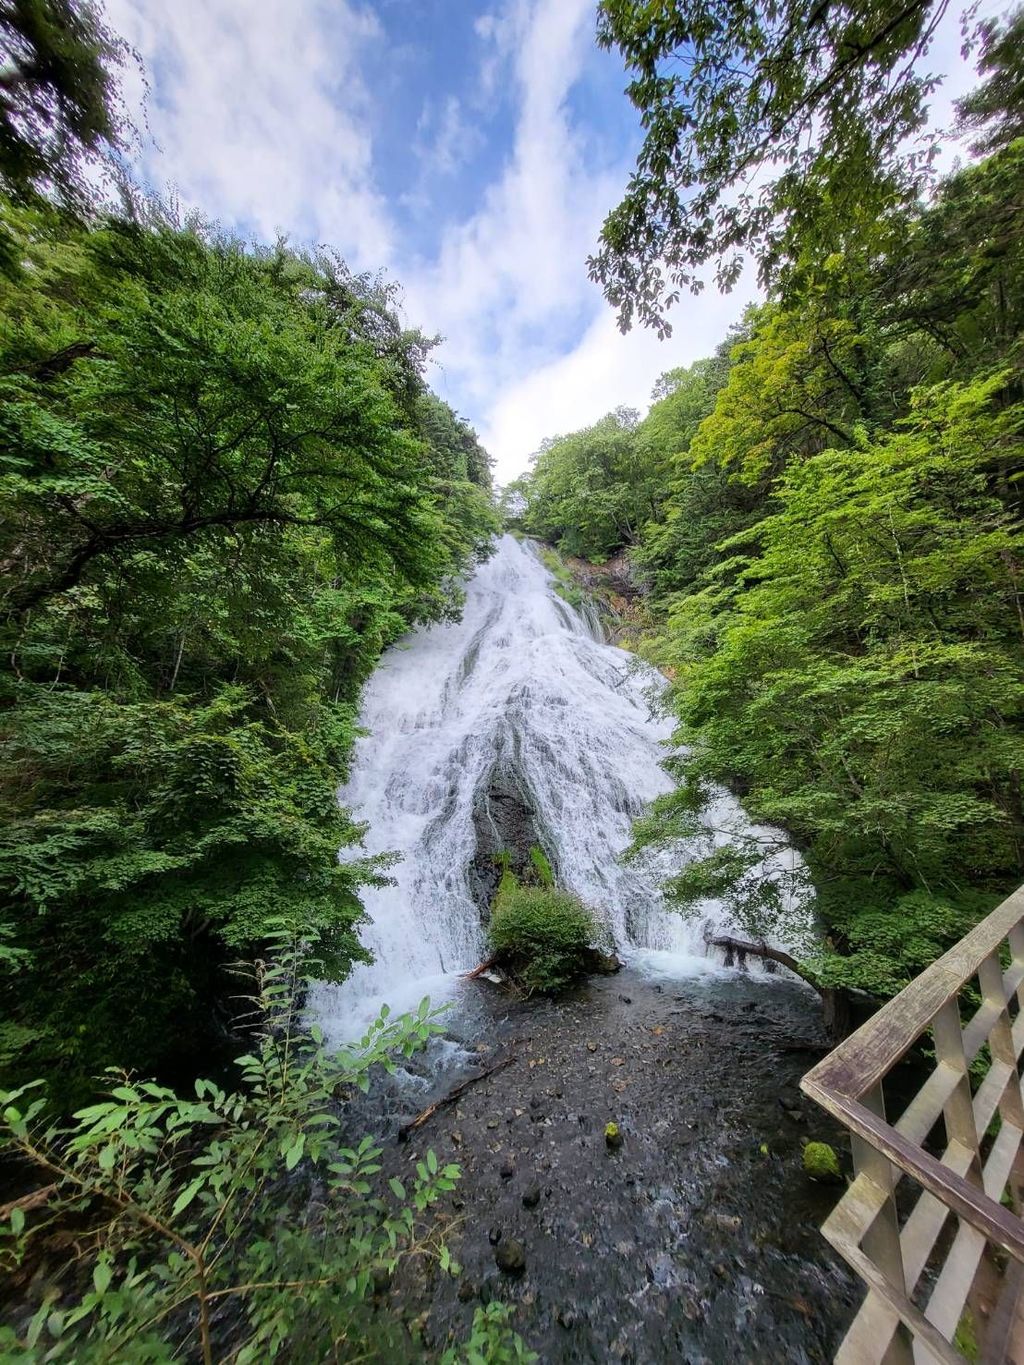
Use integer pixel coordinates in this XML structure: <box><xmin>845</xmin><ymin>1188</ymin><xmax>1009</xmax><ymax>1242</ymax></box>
<box><xmin>284</xmin><ymin>1133</ymin><xmax>305</xmax><ymax>1172</ymax></box>
<box><xmin>171</xmin><ymin>1175</ymin><xmax>206</xmax><ymax>1218</ymax></box>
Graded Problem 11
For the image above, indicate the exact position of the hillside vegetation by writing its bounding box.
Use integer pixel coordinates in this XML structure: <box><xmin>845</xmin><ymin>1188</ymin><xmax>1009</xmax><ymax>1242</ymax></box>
<box><xmin>509</xmin><ymin>7</ymin><xmax>1024</xmax><ymax>1005</ymax></box>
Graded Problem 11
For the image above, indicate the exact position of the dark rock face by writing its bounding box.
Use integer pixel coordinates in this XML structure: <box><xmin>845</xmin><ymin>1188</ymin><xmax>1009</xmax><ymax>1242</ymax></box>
<box><xmin>468</xmin><ymin>750</ymin><xmax>557</xmax><ymax>917</ymax></box>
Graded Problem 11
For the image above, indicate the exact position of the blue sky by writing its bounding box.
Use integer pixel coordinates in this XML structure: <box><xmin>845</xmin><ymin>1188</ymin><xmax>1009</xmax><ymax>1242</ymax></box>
<box><xmin>105</xmin><ymin>0</ymin><xmax>985</xmax><ymax>481</ymax></box>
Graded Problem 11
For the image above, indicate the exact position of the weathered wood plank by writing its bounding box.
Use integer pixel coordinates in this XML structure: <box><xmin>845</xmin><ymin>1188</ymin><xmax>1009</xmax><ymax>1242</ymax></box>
<box><xmin>923</xmin><ymin>1122</ymin><xmax>1020</xmax><ymax>1340</ymax></box>
<box><xmin>802</xmin><ymin>885</ymin><xmax>1024</xmax><ymax>1361</ymax></box>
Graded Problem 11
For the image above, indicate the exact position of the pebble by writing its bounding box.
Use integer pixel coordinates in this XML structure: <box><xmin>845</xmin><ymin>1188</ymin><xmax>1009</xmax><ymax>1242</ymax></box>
<box><xmin>500</xmin><ymin>1159</ymin><xmax>515</xmax><ymax>1179</ymax></box>
<box><xmin>522</xmin><ymin>1186</ymin><xmax>541</xmax><ymax>1209</ymax></box>
<box><xmin>488</xmin><ymin>1225</ymin><xmax>502</xmax><ymax>1245</ymax></box>
<box><xmin>495</xmin><ymin>1239</ymin><xmax>526</xmax><ymax>1275</ymax></box>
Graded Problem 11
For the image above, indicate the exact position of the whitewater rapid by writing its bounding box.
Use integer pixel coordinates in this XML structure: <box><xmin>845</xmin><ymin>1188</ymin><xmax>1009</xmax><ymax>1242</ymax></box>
<box><xmin>310</xmin><ymin>535</ymin><xmax>804</xmax><ymax>1044</ymax></box>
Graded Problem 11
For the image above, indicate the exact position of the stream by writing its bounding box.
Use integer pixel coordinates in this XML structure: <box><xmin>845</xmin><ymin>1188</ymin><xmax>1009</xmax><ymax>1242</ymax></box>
<box><xmin>309</xmin><ymin>534</ymin><xmax>858</xmax><ymax>1361</ymax></box>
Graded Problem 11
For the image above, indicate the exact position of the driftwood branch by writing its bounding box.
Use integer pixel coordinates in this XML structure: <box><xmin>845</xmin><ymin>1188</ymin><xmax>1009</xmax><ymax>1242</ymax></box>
<box><xmin>710</xmin><ymin>935</ymin><xmax>804</xmax><ymax>977</ymax></box>
<box><xmin>461</xmin><ymin>954</ymin><xmax>499</xmax><ymax>981</ymax></box>
<box><xmin>710</xmin><ymin>935</ymin><xmax>860</xmax><ymax>1041</ymax></box>
<box><xmin>397</xmin><ymin>1056</ymin><xmax>515</xmax><ymax>1142</ymax></box>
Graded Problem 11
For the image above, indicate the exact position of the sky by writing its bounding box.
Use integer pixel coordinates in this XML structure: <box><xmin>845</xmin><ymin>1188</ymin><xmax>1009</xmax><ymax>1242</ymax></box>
<box><xmin>104</xmin><ymin>0</ymin><xmax>989</xmax><ymax>483</ymax></box>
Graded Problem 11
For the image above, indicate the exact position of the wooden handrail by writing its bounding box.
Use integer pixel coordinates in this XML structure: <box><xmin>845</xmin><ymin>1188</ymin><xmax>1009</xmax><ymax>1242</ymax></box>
<box><xmin>800</xmin><ymin>884</ymin><xmax>1024</xmax><ymax>1362</ymax></box>
<box><xmin>804</xmin><ymin>885</ymin><xmax>1024</xmax><ymax>1098</ymax></box>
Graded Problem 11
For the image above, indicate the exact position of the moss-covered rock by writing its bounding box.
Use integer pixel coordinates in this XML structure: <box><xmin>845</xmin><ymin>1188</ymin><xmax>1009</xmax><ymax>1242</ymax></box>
<box><xmin>802</xmin><ymin>1141</ymin><xmax>843</xmax><ymax>1184</ymax></box>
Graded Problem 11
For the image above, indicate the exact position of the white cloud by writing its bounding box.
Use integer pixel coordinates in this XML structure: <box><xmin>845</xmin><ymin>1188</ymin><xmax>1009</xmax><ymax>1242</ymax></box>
<box><xmin>400</xmin><ymin>0</ymin><xmax>632</xmax><ymax>471</ymax></box>
<box><xmin>414</xmin><ymin>95</ymin><xmax>479</xmax><ymax>177</ymax></box>
<box><xmin>480</xmin><ymin>281</ymin><xmax>756</xmax><ymax>476</ymax></box>
<box><xmin>104</xmin><ymin>0</ymin><xmax>394</xmax><ymax>268</ymax></box>
<box><xmin>100</xmin><ymin>0</ymin><xmax>998</xmax><ymax>487</ymax></box>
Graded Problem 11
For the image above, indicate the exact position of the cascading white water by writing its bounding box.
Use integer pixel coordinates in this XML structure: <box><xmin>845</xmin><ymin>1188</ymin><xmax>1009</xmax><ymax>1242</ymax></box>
<box><xmin>310</xmin><ymin>535</ymin><xmax>806</xmax><ymax>1044</ymax></box>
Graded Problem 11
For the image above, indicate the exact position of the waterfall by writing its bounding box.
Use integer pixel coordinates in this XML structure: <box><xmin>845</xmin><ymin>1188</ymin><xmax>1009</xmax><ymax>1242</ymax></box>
<box><xmin>310</xmin><ymin>535</ymin><xmax>806</xmax><ymax>1044</ymax></box>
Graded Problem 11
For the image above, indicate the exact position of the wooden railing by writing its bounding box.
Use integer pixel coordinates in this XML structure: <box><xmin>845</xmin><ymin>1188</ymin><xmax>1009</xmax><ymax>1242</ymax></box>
<box><xmin>800</xmin><ymin>886</ymin><xmax>1024</xmax><ymax>1363</ymax></box>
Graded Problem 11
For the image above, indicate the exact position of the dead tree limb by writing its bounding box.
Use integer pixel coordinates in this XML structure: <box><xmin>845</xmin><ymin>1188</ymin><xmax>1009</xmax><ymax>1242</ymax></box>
<box><xmin>397</xmin><ymin>1056</ymin><xmax>515</xmax><ymax>1142</ymax></box>
<box><xmin>710</xmin><ymin>935</ymin><xmax>803</xmax><ymax>975</ymax></box>
<box><xmin>461</xmin><ymin>954</ymin><xmax>499</xmax><ymax>981</ymax></box>
<box><xmin>0</xmin><ymin>1182</ymin><xmax>57</xmax><ymax>1221</ymax></box>
<box><xmin>710</xmin><ymin>935</ymin><xmax>857</xmax><ymax>1040</ymax></box>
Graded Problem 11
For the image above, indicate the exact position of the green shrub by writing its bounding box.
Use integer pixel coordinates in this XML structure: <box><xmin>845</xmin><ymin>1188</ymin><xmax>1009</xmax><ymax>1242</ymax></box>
<box><xmin>488</xmin><ymin>884</ymin><xmax>599</xmax><ymax>994</ymax></box>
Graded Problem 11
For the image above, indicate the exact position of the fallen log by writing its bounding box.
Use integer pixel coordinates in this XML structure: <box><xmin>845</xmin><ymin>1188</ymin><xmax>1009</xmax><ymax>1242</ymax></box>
<box><xmin>709</xmin><ymin>934</ymin><xmax>860</xmax><ymax>1041</ymax></box>
<box><xmin>397</xmin><ymin>1056</ymin><xmax>515</xmax><ymax>1142</ymax></box>
<box><xmin>461</xmin><ymin>954</ymin><xmax>499</xmax><ymax>981</ymax></box>
<box><xmin>710</xmin><ymin>935</ymin><xmax>801</xmax><ymax>975</ymax></box>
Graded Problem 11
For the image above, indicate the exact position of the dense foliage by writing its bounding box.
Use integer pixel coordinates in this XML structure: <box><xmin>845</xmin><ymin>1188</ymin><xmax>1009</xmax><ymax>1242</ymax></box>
<box><xmin>0</xmin><ymin>200</ymin><xmax>497</xmax><ymax>1097</ymax></box>
<box><xmin>590</xmin><ymin>0</ymin><xmax>958</xmax><ymax>333</ymax></box>
<box><xmin>0</xmin><ymin>0</ymin><xmax>128</xmax><ymax>274</ymax></box>
<box><xmin>514</xmin><ymin>7</ymin><xmax>1024</xmax><ymax>1004</ymax></box>
<box><xmin>0</xmin><ymin>942</ymin><xmax>532</xmax><ymax>1362</ymax></box>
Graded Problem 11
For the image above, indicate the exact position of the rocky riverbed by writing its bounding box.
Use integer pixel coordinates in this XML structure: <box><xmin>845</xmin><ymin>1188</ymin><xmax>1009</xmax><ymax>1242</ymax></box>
<box><xmin>358</xmin><ymin>965</ymin><xmax>860</xmax><ymax>1363</ymax></box>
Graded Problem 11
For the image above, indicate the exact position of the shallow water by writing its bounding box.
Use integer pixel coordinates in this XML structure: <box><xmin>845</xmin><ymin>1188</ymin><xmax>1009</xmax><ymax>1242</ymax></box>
<box><xmin>361</xmin><ymin>968</ymin><xmax>858</xmax><ymax>1363</ymax></box>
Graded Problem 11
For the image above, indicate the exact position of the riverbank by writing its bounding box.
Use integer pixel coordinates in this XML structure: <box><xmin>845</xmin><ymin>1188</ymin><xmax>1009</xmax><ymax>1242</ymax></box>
<box><xmin>364</xmin><ymin>966</ymin><xmax>859</xmax><ymax>1363</ymax></box>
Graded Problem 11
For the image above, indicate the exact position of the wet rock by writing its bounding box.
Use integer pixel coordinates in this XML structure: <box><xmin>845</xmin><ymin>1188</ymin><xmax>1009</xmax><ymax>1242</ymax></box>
<box><xmin>618</xmin><ymin>994</ymin><xmax>633</xmax><ymax>1004</ymax></box>
<box><xmin>605</xmin><ymin>1121</ymin><xmax>623</xmax><ymax>1151</ymax></box>
<box><xmin>588</xmin><ymin>949</ymin><xmax>623</xmax><ymax>975</ymax></box>
<box><xmin>557</xmin><ymin>1307</ymin><xmax>577</xmax><ymax>1330</ymax></box>
<box><xmin>371</xmin><ymin>1266</ymin><xmax>392</xmax><ymax>1296</ymax></box>
<box><xmin>500</xmin><ymin>1159</ymin><xmax>515</xmax><ymax>1179</ymax></box>
<box><xmin>522</xmin><ymin>1185</ymin><xmax>541</xmax><ymax>1209</ymax></box>
<box><xmin>704</xmin><ymin>1212</ymin><xmax>742</xmax><ymax>1232</ymax></box>
<box><xmin>495</xmin><ymin>1239</ymin><xmax>526</xmax><ymax>1275</ymax></box>
<box><xmin>457</xmin><ymin>1278</ymin><xmax>477</xmax><ymax>1303</ymax></box>
<box><xmin>488</xmin><ymin>1225</ymin><xmax>502</xmax><ymax>1245</ymax></box>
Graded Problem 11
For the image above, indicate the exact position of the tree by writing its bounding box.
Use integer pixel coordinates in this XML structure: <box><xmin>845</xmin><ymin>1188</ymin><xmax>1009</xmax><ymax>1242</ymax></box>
<box><xmin>646</xmin><ymin>374</ymin><xmax>1024</xmax><ymax>996</ymax></box>
<box><xmin>0</xmin><ymin>0</ymin><xmax>126</xmax><ymax>273</ymax></box>
<box><xmin>589</xmin><ymin>0</ymin><xmax>953</xmax><ymax>334</ymax></box>
<box><xmin>956</xmin><ymin>6</ymin><xmax>1024</xmax><ymax>153</ymax></box>
<box><xmin>0</xmin><ymin>206</ymin><xmax>498</xmax><ymax>1096</ymax></box>
<box><xmin>517</xmin><ymin>408</ymin><xmax>657</xmax><ymax>559</ymax></box>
